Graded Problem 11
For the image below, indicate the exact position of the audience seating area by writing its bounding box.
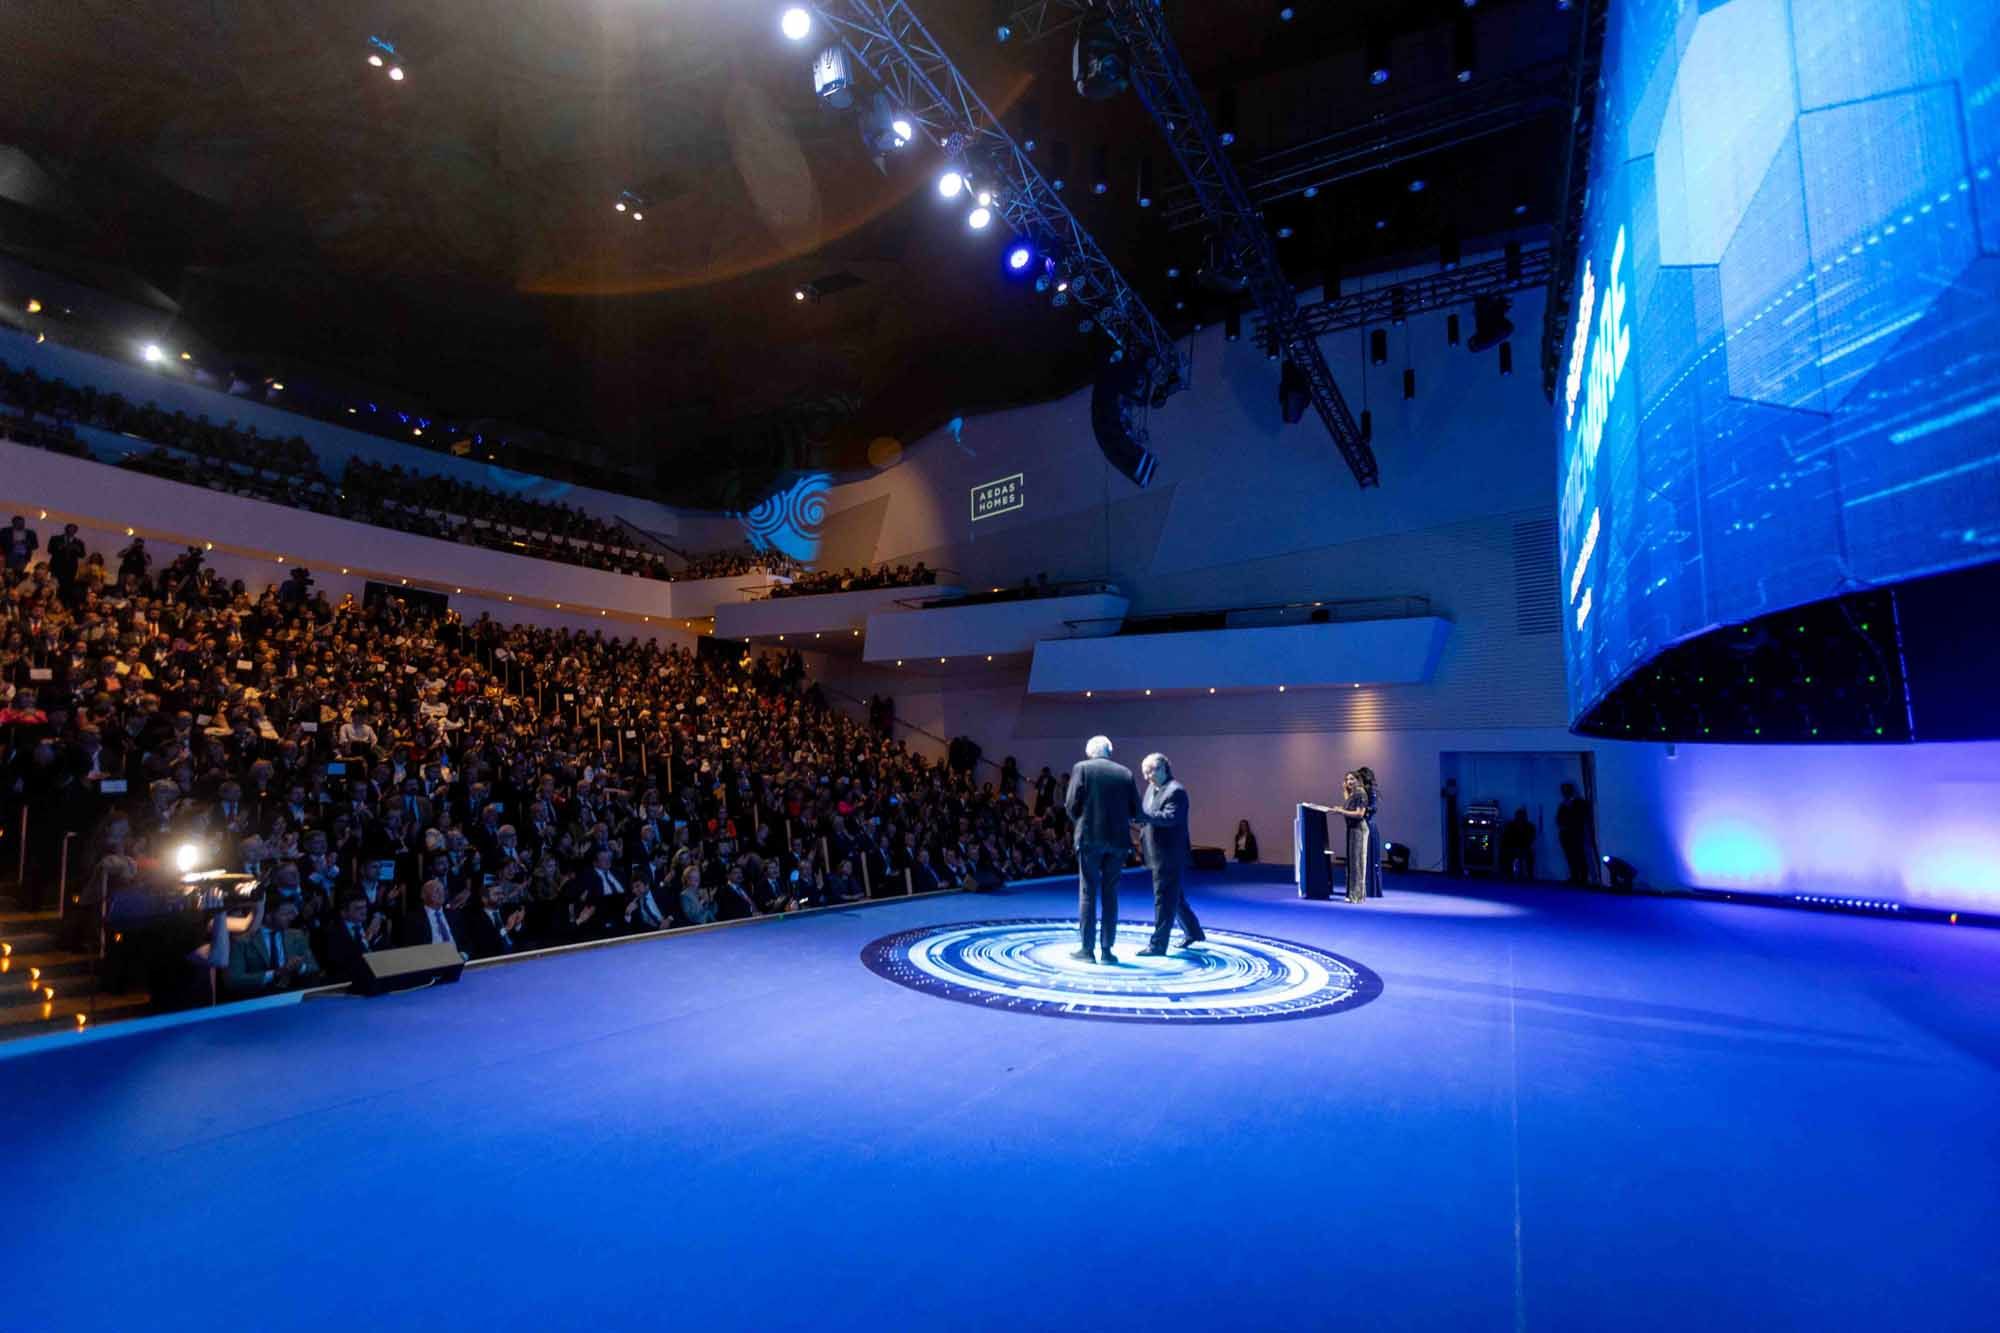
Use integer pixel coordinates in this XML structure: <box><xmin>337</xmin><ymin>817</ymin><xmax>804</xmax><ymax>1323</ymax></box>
<box><xmin>0</xmin><ymin>360</ymin><xmax>885</xmax><ymax>588</ymax></box>
<box><xmin>765</xmin><ymin>561</ymin><xmax>940</xmax><ymax>599</ymax></box>
<box><xmin>0</xmin><ymin>527</ymin><xmax>1075</xmax><ymax>1027</ymax></box>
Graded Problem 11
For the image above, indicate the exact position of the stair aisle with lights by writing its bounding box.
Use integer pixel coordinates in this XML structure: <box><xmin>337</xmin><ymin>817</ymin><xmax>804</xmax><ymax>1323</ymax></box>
<box><xmin>0</xmin><ymin>907</ymin><xmax>140</xmax><ymax>1042</ymax></box>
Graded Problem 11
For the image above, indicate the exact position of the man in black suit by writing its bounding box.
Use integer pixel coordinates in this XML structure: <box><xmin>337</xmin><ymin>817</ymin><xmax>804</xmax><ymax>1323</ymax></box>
<box><xmin>320</xmin><ymin>890</ymin><xmax>390</xmax><ymax>983</ymax></box>
<box><xmin>1136</xmin><ymin>752</ymin><xmax>1205</xmax><ymax>955</ymax></box>
<box><xmin>460</xmin><ymin>880</ymin><xmax>527</xmax><ymax>959</ymax></box>
<box><xmin>1065</xmin><ymin>735</ymin><xmax>1140</xmax><ymax>964</ymax></box>
<box><xmin>564</xmin><ymin>846</ymin><xmax>630</xmax><ymax>938</ymax></box>
<box><xmin>399</xmin><ymin>878</ymin><xmax>465</xmax><ymax>954</ymax></box>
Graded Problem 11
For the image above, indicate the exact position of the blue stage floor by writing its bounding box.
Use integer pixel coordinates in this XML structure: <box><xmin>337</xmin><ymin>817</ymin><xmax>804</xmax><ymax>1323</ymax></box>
<box><xmin>5</xmin><ymin>868</ymin><xmax>1997</xmax><ymax>1332</ymax></box>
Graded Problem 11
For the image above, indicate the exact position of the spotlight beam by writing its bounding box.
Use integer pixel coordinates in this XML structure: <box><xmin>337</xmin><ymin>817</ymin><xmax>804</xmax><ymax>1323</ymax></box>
<box><xmin>1079</xmin><ymin>1</ymin><xmax>1377</xmax><ymax>486</ymax></box>
<box><xmin>805</xmin><ymin>0</ymin><xmax>1185</xmax><ymax>395</ymax></box>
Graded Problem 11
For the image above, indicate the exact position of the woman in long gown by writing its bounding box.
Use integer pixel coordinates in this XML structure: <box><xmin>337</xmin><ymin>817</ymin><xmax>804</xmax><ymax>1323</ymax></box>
<box><xmin>1337</xmin><ymin>769</ymin><xmax>1384</xmax><ymax>903</ymax></box>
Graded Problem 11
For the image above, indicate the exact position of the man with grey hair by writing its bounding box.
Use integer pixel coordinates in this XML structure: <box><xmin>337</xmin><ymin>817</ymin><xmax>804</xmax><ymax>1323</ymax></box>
<box><xmin>1066</xmin><ymin>735</ymin><xmax>1140</xmax><ymax>963</ymax></box>
<box><xmin>1136</xmin><ymin>752</ymin><xmax>1205</xmax><ymax>955</ymax></box>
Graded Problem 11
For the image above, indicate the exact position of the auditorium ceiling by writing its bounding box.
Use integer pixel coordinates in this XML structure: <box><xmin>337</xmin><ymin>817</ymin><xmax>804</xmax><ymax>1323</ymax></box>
<box><xmin>0</xmin><ymin>0</ymin><xmax>1573</xmax><ymax>503</ymax></box>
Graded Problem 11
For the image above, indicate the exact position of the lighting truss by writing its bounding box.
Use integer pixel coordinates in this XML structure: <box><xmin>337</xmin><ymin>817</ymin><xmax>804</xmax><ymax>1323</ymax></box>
<box><xmin>1266</xmin><ymin>246</ymin><xmax>1554</xmax><ymax>342</ymax></box>
<box><xmin>1084</xmin><ymin>0</ymin><xmax>1377</xmax><ymax>486</ymax></box>
<box><xmin>1539</xmin><ymin>0</ymin><xmax>1610</xmax><ymax>403</ymax></box>
<box><xmin>1158</xmin><ymin>61</ymin><xmax>1571</xmax><ymax>232</ymax></box>
<box><xmin>993</xmin><ymin>2</ymin><xmax>1088</xmax><ymax>45</ymax></box>
<box><xmin>809</xmin><ymin>1</ymin><xmax>1186</xmax><ymax>396</ymax></box>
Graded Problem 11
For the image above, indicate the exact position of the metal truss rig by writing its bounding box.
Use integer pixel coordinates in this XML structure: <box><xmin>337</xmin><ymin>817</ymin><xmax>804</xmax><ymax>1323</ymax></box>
<box><xmin>1263</xmin><ymin>245</ymin><xmax>1556</xmax><ymax>344</ymax></box>
<box><xmin>1089</xmin><ymin>0</ymin><xmax>1377</xmax><ymax>487</ymax></box>
<box><xmin>810</xmin><ymin>0</ymin><xmax>1186</xmax><ymax>398</ymax></box>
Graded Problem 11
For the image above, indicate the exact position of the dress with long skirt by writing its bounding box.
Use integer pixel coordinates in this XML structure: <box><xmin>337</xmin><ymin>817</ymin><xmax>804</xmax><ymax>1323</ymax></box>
<box><xmin>1343</xmin><ymin>792</ymin><xmax>1385</xmax><ymax>902</ymax></box>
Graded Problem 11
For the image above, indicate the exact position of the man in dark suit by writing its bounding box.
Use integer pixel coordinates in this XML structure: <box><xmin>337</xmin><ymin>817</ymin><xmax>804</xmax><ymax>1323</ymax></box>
<box><xmin>398</xmin><ymin>878</ymin><xmax>465</xmax><ymax>954</ymax></box>
<box><xmin>1136</xmin><ymin>752</ymin><xmax>1205</xmax><ymax>955</ymax></box>
<box><xmin>1065</xmin><ymin>735</ymin><xmax>1140</xmax><ymax>963</ymax></box>
<box><xmin>460</xmin><ymin>880</ymin><xmax>527</xmax><ymax>959</ymax></box>
<box><xmin>320</xmin><ymin>890</ymin><xmax>389</xmax><ymax>983</ymax></box>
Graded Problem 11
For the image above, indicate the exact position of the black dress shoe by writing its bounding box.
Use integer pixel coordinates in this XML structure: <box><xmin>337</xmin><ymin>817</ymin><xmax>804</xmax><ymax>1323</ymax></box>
<box><xmin>1098</xmin><ymin>950</ymin><xmax>1119</xmax><ymax>965</ymax></box>
<box><xmin>1179</xmin><ymin>935</ymin><xmax>1207</xmax><ymax>948</ymax></box>
<box><xmin>1068</xmin><ymin>948</ymin><xmax>1096</xmax><ymax>963</ymax></box>
<box><xmin>1136</xmin><ymin>945</ymin><xmax>1169</xmax><ymax>957</ymax></box>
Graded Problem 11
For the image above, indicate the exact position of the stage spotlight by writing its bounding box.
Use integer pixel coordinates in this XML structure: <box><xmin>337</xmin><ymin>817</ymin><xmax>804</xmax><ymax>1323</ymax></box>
<box><xmin>1137</xmin><ymin>156</ymin><xmax>1154</xmax><ymax>208</ymax></box>
<box><xmin>368</xmin><ymin>53</ymin><xmax>384</xmax><ymax>67</ymax></box>
<box><xmin>1603</xmin><ymin>855</ymin><xmax>1637</xmax><ymax>892</ymax></box>
<box><xmin>388</xmin><ymin>66</ymin><xmax>405</xmax><ymax>81</ymax></box>
<box><xmin>1217</xmin><ymin>86</ymin><xmax>1238</xmax><ymax>146</ymax></box>
<box><xmin>174</xmin><ymin>842</ymin><xmax>202</xmax><ymax>874</ymax></box>
<box><xmin>631</xmin><ymin>211</ymin><xmax>643</xmax><ymax>221</ymax></box>
<box><xmin>794</xmin><ymin>289</ymin><xmax>807</xmax><ymax>302</ymax></box>
<box><xmin>1467</xmin><ymin>295</ymin><xmax>1515</xmax><ymax>353</ymax></box>
<box><xmin>1006</xmin><ymin>241</ymin><xmax>1034</xmax><ymax>271</ymax></box>
<box><xmin>937</xmin><ymin>169</ymin><xmax>966</xmax><ymax>199</ymax></box>
<box><xmin>615</xmin><ymin>201</ymin><xmax>626</xmax><ymax>212</ymax></box>
<box><xmin>976</xmin><ymin>188</ymin><xmax>993</xmax><ymax>207</ymax></box>
<box><xmin>143</xmin><ymin>343</ymin><xmax>165</xmax><ymax>364</ymax></box>
<box><xmin>1453</xmin><ymin>13</ymin><xmax>1477</xmax><ymax>82</ymax></box>
<box><xmin>860</xmin><ymin>91</ymin><xmax>913</xmax><ymax>152</ymax></box>
<box><xmin>811</xmin><ymin>46</ymin><xmax>854</xmax><ymax>108</ymax></box>
<box><xmin>781</xmin><ymin>6</ymin><xmax>812</xmax><ymax>40</ymax></box>
<box><xmin>1366</xmin><ymin>30</ymin><xmax>1392</xmax><ymax>85</ymax></box>
<box><xmin>1073</xmin><ymin>15</ymin><xmax>1129</xmax><ymax>100</ymax></box>
<box><xmin>25</xmin><ymin>298</ymin><xmax>41</xmax><ymax>314</ymax></box>
<box><xmin>968</xmin><ymin>205</ymin><xmax>993</xmax><ymax>230</ymax></box>
<box><xmin>1407</xmin><ymin>178</ymin><xmax>1426</xmax><ymax>193</ymax></box>
<box><xmin>1384</xmin><ymin>842</ymin><xmax>1412</xmax><ymax>872</ymax></box>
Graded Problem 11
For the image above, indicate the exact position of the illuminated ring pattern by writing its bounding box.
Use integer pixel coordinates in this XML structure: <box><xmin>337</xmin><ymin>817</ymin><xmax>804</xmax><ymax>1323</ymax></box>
<box><xmin>740</xmin><ymin>473</ymin><xmax>830</xmax><ymax>554</ymax></box>
<box><xmin>861</xmin><ymin>919</ymin><xmax>1381</xmax><ymax>1025</ymax></box>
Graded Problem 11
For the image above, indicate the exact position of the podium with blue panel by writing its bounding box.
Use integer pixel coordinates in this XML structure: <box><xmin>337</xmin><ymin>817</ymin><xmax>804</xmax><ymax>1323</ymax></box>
<box><xmin>1294</xmin><ymin>803</ymin><xmax>1335</xmax><ymax>900</ymax></box>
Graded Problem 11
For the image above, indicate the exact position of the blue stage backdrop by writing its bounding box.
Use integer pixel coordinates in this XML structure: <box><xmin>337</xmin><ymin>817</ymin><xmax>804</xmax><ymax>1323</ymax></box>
<box><xmin>1557</xmin><ymin>0</ymin><xmax>2000</xmax><ymax>724</ymax></box>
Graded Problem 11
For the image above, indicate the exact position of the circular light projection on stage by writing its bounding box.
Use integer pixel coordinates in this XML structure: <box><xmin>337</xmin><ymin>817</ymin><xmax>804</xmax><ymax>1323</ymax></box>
<box><xmin>861</xmin><ymin>919</ymin><xmax>1381</xmax><ymax>1025</ymax></box>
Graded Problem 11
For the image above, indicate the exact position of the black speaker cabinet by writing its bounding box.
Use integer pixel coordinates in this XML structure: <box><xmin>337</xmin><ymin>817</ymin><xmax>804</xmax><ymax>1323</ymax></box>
<box><xmin>355</xmin><ymin>942</ymin><xmax>465</xmax><ymax>996</ymax></box>
<box><xmin>1190</xmin><ymin>846</ymin><xmax>1227</xmax><ymax>871</ymax></box>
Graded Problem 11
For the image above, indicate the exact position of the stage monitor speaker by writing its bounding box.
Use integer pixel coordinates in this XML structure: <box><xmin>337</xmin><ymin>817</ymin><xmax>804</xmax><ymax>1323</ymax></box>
<box><xmin>1191</xmin><ymin>845</ymin><xmax>1227</xmax><ymax>871</ymax></box>
<box><xmin>1090</xmin><ymin>357</ymin><xmax>1159</xmax><ymax>487</ymax></box>
<box><xmin>355</xmin><ymin>942</ymin><xmax>465</xmax><ymax>996</ymax></box>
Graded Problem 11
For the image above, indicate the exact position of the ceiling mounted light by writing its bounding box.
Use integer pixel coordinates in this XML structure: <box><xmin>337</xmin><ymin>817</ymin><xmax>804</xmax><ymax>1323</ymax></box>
<box><xmin>142</xmin><ymin>344</ymin><xmax>164</xmax><ymax>364</ymax></box>
<box><xmin>631</xmin><ymin>211</ymin><xmax>643</xmax><ymax>221</ymax></box>
<box><xmin>937</xmin><ymin>169</ymin><xmax>966</xmax><ymax>199</ymax></box>
<box><xmin>25</xmin><ymin>298</ymin><xmax>41</xmax><ymax>314</ymax></box>
<box><xmin>967</xmin><ymin>205</ymin><xmax>993</xmax><ymax>230</ymax></box>
<box><xmin>1006</xmin><ymin>241</ymin><xmax>1033</xmax><ymax>271</ymax></box>
<box><xmin>367</xmin><ymin>54</ymin><xmax>384</xmax><ymax>67</ymax></box>
<box><xmin>387</xmin><ymin>66</ymin><xmax>405</xmax><ymax>81</ymax></box>
<box><xmin>615</xmin><ymin>201</ymin><xmax>627</xmax><ymax>212</ymax></box>
<box><xmin>780</xmin><ymin>6</ymin><xmax>812</xmax><ymax>41</ymax></box>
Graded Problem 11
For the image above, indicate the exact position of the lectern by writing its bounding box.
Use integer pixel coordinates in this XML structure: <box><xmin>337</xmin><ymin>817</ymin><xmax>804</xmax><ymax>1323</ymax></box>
<box><xmin>1295</xmin><ymin>803</ymin><xmax>1335</xmax><ymax>900</ymax></box>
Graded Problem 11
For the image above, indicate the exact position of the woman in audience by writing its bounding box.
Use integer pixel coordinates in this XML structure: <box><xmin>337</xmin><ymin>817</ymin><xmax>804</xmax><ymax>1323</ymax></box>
<box><xmin>1233</xmin><ymin>819</ymin><xmax>1259</xmax><ymax>863</ymax></box>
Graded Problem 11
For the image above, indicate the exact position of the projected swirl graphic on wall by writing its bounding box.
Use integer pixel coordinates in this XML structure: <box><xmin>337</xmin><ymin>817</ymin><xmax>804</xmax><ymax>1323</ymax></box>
<box><xmin>736</xmin><ymin>471</ymin><xmax>830</xmax><ymax>565</ymax></box>
<box><xmin>861</xmin><ymin>920</ymin><xmax>1382</xmax><ymax>1024</ymax></box>
<box><xmin>1558</xmin><ymin>0</ymin><xmax>2000</xmax><ymax>725</ymax></box>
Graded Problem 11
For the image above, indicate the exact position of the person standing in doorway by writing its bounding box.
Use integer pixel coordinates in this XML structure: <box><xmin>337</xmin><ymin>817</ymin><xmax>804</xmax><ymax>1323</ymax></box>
<box><xmin>1557</xmin><ymin>782</ymin><xmax>1597</xmax><ymax>885</ymax></box>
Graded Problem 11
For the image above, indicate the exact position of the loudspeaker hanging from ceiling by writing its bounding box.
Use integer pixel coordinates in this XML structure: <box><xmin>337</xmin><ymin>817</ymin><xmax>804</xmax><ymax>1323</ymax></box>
<box><xmin>1090</xmin><ymin>353</ymin><xmax>1161</xmax><ymax>488</ymax></box>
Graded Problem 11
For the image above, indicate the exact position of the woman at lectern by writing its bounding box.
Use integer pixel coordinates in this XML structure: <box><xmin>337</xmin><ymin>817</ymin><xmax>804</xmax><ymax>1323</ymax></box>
<box><xmin>1336</xmin><ymin>770</ymin><xmax>1383</xmax><ymax>904</ymax></box>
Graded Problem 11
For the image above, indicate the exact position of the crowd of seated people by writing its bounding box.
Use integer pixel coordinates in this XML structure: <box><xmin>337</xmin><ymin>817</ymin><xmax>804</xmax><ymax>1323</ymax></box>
<box><xmin>0</xmin><ymin>361</ymin><xmax>685</xmax><ymax>580</ymax></box>
<box><xmin>670</xmin><ymin>545</ymin><xmax>802</xmax><ymax>582</ymax></box>
<box><xmin>0</xmin><ymin>529</ymin><xmax>1074</xmax><ymax>1011</ymax></box>
<box><xmin>765</xmin><ymin>560</ymin><xmax>938</xmax><ymax>599</ymax></box>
